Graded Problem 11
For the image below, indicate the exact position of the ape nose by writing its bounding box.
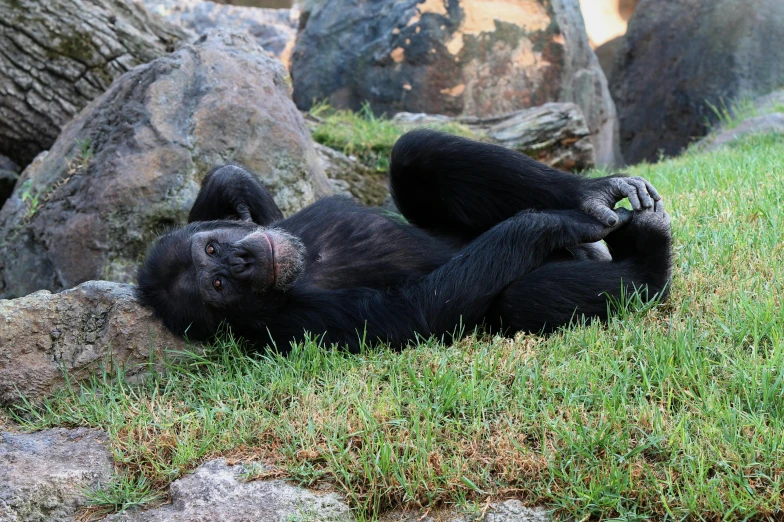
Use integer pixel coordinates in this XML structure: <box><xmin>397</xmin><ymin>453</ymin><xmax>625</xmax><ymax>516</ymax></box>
<box><xmin>228</xmin><ymin>249</ymin><xmax>254</xmax><ymax>277</ymax></box>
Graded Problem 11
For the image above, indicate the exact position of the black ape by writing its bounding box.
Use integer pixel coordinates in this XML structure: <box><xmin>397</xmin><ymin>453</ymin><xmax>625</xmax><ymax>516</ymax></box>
<box><xmin>136</xmin><ymin>130</ymin><xmax>672</xmax><ymax>352</ymax></box>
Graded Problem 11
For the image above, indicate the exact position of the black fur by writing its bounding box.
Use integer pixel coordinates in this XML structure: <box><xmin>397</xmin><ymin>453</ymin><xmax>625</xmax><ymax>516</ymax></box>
<box><xmin>137</xmin><ymin>130</ymin><xmax>672</xmax><ymax>352</ymax></box>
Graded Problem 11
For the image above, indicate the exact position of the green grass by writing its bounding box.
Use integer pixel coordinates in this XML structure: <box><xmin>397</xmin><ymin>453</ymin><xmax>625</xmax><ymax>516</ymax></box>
<box><xmin>309</xmin><ymin>102</ymin><xmax>479</xmax><ymax>172</ymax></box>
<box><xmin>7</xmin><ymin>132</ymin><xmax>784</xmax><ymax>521</ymax></box>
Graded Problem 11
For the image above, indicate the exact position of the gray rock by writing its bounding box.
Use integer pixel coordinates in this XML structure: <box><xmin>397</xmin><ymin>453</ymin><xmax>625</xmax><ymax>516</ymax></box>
<box><xmin>0</xmin><ymin>281</ymin><xmax>188</xmax><ymax>405</ymax></box>
<box><xmin>315</xmin><ymin>143</ymin><xmax>390</xmax><ymax>207</ymax></box>
<box><xmin>394</xmin><ymin>102</ymin><xmax>596</xmax><ymax>172</ymax></box>
<box><xmin>610</xmin><ymin>0</ymin><xmax>784</xmax><ymax>164</ymax></box>
<box><xmin>381</xmin><ymin>500</ymin><xmax>549</xmax><ymax>522</ymax></box>
<box><xmin>144</xmin><ymin>0</ymin><xmax>298</xmax><ymax>65</ymax></box>
<box><xmin>0</xmin><ymin>428</ymin><xmax>114</xmax><ymax>522</ymax></box>
<box><xmin>697</xmin><ymin>113</ymin><xmax>784</xmax><ymax>152</ymax></box>
<box><xmin>105</xmin><ymin>459</ymin><xmax>353</xmax><ymax>521</ymax></box>
<box><xmin>482</xmin><ymin>103</ymin><xmax>595</xmax><ymax>171</ymax></box>
<box><xmin>292</xmin><ymin>0</ymin><xmax>620</xmax><ymax>167</ymax></box>
<box><xmin>0</xmin><ymin>29</ymin><xmax>331</xmax><ymax>298</ymax></box>
<box><xmin>0</xmin><ymin>0</ymin><xmax>187</xmax><ymax>167</ymax></box>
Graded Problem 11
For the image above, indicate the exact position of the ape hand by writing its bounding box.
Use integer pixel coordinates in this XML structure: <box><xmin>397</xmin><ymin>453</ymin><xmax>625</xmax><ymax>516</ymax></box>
<box><xmin>581</xmin><ymin>176</ymin><xmax>662</xmax><ymax>226</ymax></box>
<box><xmin>556</xmin><ymin>208</ymin><xmax>634</xmax><ymax>245</ymax></box>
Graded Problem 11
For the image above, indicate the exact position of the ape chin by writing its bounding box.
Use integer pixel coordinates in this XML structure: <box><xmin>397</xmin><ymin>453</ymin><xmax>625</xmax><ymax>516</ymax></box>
<box><xmin>137</xmin><ymin>130</ymin><xmax>672</xmax><ymax>352</ymax></box>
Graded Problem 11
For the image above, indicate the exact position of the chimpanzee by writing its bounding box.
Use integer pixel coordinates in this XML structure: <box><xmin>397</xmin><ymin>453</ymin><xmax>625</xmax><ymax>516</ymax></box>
<box><xmin>136</xmin><ymin>129</ymin><xmax>672</xmax><ymax>352</ymax></box>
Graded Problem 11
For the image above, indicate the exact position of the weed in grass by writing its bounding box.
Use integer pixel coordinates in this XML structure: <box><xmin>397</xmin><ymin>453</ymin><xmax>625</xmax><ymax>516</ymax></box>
<box><xmin>82</xmin><ymin>473</ymin><xmax>162</xmax><ymax>517</ymax></box>
<box><xmin>5</xmin><ymin>132</ymin><xmax>784</xmax><ymax>520</ymax></box>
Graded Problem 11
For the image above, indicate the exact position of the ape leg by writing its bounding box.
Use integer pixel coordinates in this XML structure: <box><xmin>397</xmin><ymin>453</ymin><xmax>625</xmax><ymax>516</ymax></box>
<box><xmin>489</xmin><ymin>204</ymin><xmax>672</xmax><ymax>334</ymax></box>
<box><xmin>188</xmin><ymin>164</ymin><xmax>284</xmax><ymax>225</ymax></box>
<box><xmin>389</xmin><ymin>129</ymin><xmax>660</xmax><ymax>242</ymax></box>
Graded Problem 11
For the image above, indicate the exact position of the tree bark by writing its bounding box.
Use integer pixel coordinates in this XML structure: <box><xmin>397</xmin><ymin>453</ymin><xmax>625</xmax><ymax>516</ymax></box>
<box><xmin>0</xmin><ymin>0</ymin><xmax>188</xmax><ymax>166</ymax></box>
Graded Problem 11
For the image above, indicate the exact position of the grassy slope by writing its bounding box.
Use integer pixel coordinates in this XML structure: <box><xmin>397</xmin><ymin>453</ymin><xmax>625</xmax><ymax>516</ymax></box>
<box><xmin>7</xmin><ymin>131</ymin><xmax>784</xmax><ymax>520</ymax></box>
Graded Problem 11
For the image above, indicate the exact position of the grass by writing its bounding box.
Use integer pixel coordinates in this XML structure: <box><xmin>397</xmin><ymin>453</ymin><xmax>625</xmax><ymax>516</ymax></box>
<box><xmin>6</xmin><ymin>131</ymin><xmax>784</xmax><ymax>521</ymax></box>
<box><xmin>309</xmin><ymin>102</ymin><xmax>479</xmax><ymax>172</ymax></box>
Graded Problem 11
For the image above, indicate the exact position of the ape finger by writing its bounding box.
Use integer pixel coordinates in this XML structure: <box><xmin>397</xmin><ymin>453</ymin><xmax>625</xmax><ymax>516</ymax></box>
<box><xmin>628</xmin><ymin>178</ymin><xmax>654</xmax><ymax>208</ymax></box>
<box><xmin>642</xmin><ymin>178</ymin><xmax>662</xmax><ymax>201</ymax></box>
<box><xmin>616</xmin><ymin>179</ymin><xmax>642</xmax><ymax>210</ymax></box>
<box><xmin>654</xmin><ymin>199</ymin><xmax>665</xmax><ymax>213</ymax></box>
<box><xmin>584</xmin><ymin>202</ymin><xmax>621</xmax><ymax>227</ymax></box>
<box><xmin>236</xmin><ymin>203</ymin><xmax>253</xmax><ymax>222</ymax></box>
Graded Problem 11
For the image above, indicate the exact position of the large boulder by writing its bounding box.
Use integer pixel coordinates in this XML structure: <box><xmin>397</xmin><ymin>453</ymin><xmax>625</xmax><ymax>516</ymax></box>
<box><xmin>0</xmin><ymin>428</ymin><xmax>114</xmax><ymax>522</ymax></box>
<box><xmin>0</xmin><ymin>29</ymin><xmax>331</xmax><ymax>298</ymax></box>
<box><xmin>292</xmin><ymin>0</ymin><xmax>621</xmax><ymax>166</ymax></box>
<box><xmin>610</xmin><ymin>0</ymin><xmax>784</xmax><ymax>164</ymax></box>
<box><xmin>0</xmin><ymin>0</ymin><xmax>187</xmax><ymax>167</ymax></box>
<box><xmin>105</xmin><ymin>459</ymin><xmax>353</xmax><ymax>521</ymax></box>
<box><xmin>144</xmin><ymin>0</ymin><xmax>298</xmax><ymax>66</ymax></box>
<box><xmin>0</xmin><ymin>281</ymin><xmax>188</xmax><ymax>405</ymax></box>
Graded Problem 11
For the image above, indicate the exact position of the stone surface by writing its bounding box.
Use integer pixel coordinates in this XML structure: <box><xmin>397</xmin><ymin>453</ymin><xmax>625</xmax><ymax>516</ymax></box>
<box><xmin>0</xmin><ymin>428</ymin><xmax>114</xmax><ymax>522</ymax></box>
<box><xmin>0</xmin><ymin>0</ymin><xmax>187</xmax><ymax>167</ymax></box>
<box><xmin>480</xmin><ymin>102</ymin><xmax>595</xmax><ymax>171</ymax></box>
<box><xmin>0</xmin><ymin>281</ymin><xmax>188</xmax><ymax>405</ymax></box>
<box><xmin>392</xmin><ymin>102</ymin><xmax>596</xmax><ymax>172</ymax></box>
<box><xmin>104</xmin><ymin>459</ymin><xmax>353</xmax><ymax>521</ymax></box>
<box><xmin>381</xmin><ymin>500</ymin><xmax>549</xmax><ymax>522</ymax></box>
<box><xmin>292</xmin><ymin>0</ymin><xmax>620</xmax><ymax>166</ymax></box>
<box><xmin>697</xmin><ymin>113</ymin><xmax>784</xmax><ymax>152</ymax></box>
<box><xmin>0</xmin><ymin>29</ymin><xmax>331</xmax><ymax>298</ymax></box>
<box><xmin>610</xmin><ymin>0</ymin><xmax>784</xmax><ymax>164</ymax></box>
<box><xmin>315</xmin><ymin>143</ymin><xmax>390</xmax><ymax>206</ymax></box>
<box><xmin>144</xmin><ymin>0</ymin><xmax>298</xmax><ymax>66</ymax></box>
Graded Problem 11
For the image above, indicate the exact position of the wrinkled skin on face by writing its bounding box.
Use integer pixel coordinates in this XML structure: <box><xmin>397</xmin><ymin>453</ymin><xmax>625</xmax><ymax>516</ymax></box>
<box><xmin>136</xmin><ymin>220</ymin><xmax>305</xmax><ymax>340</ymax></box>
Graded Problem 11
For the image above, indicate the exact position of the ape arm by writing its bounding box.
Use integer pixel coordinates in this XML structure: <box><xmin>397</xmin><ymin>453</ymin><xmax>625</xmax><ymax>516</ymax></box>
<box><xmin>189</xmin><ymin>165</ymin><xmax>284</xmax><ymax>225</ymax></box>
<box><xmin>269</xmin><ymin>208</ymin><xmax>632</xmax><ymax>351</ymax></box>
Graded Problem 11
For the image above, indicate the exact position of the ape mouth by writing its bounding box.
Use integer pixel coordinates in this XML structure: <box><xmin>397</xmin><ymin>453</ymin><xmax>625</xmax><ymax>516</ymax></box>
<box><xmin>264</xmin><ymin>231</ymin><xmax>278</xmax><ymax>288</ymax></box>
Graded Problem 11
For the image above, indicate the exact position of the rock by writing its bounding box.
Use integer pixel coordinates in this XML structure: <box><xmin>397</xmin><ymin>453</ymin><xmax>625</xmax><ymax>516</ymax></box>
<box><xmin>0</xmin><ymin>29</ymin><xmax>331</xmax><ymax>298</ymax></box>
<box><xmin>697</xmin><ymin>113</ymin><xmax>784</xmax><ymax>152</ymax></box>
<box><xmin>594</xmin><ymin>35</ymin><xmax>622</xmax><ymax>79</ymax></box>
<box><xmin>0</xmin><ymin>281</ymin><xmax>188</xmax><ymax>405</ymax></box>
<box><xmin>754</xmin><ymin>89</ymin><xmax>784</xmax><ymax>114</ymax></box>
<box><xmin>393</xmin><ymin>102</ymin><xmax>596</xmax><ymax>172</ymax></box>
<box><xmin>0</xmin><ymin>428</ymin><xmax>114</xmax><ymax>522</ymax></box>
<box><xmin>292</xmin><ymin>0</ymin><xmax>621</xmax><ymax>167</ymax></box>
<box><xmin>0</xmin><ymin>155</ymin><xmax>19</xmax><ymax>206</ymax></box>
<box><xmin>381</xmin><ymin>500</ymin><xmax>549</xmax><ymax>522</ymax></box>
<box><xmin>104</xmin><ymin>459</ymin><xmax>353</xmax><ymax>521</ymax></box>
<box><xmin>315</xmin><ymin>143</ymin><xmax>390</xmax><ymax>206</ymax></box>
<box><xmin>480</xmin><ymin>103</ymin><xmax>595</xmax><ymax>171</ymax></box>
<box><xmin>144</xmin><ymin>0</ymin><xmax>298</xmax><ymax>66</ymax></box>
<box><xmin>610</xmin><ymin>0</ymin><xmax>784</xmax><ymax>164</ymax></box>
<box><xmin>0</xmin><ymin>0</ymin><xmax>187</xmax><ymax>167</ymax></box>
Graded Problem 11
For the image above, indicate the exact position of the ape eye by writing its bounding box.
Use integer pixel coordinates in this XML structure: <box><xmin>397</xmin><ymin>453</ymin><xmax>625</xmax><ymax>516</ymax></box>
<box><xmin>206</xmin><ymin>243</ymin><xmax>216</xmax><ymax>256</ymax></box>
<box><xmin>212</xmin><ymin>278</ymin><xmax>222</xmax><ymax>290</ymax></box>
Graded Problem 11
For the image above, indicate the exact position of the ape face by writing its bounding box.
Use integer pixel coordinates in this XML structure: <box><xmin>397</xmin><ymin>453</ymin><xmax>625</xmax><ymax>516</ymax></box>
<box><xmin>136</xmin><ymin>220</ymin><xmax>306</xmax><ymax>340</ymax></box>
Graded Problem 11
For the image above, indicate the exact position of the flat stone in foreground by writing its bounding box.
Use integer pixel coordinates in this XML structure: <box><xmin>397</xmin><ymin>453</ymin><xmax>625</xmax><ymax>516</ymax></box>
<box><xmin>105</xmin><ymin>459</ymin><xmax>354</xmax><ymax>522</ymax></box>
<box><xmin>0</xmin><ymin>428</ymin><xmax>113</xmax><ymax>522</ymax></box>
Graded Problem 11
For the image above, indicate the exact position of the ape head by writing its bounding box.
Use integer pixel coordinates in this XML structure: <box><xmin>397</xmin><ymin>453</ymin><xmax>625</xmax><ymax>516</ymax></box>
<box><xmin>136</xmin><ymin>220</ymin><xmax>306</xmax><ymax>340</ymax></box>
